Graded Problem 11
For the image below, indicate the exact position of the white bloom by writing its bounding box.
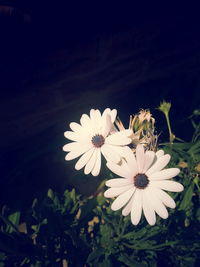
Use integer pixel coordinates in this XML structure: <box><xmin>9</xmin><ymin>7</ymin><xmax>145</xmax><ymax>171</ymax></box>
<box><xmin>104</xmin><ymin>145</ymin><xmax>184</xmax><ymax>225</ymax></box>
<box><xmin>63</xmin><ymin>108</ymin><xmax>132</xmax><ymax>176</ymax></box>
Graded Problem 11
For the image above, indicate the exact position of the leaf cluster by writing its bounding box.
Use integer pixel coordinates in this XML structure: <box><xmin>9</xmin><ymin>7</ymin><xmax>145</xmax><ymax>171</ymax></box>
<box><xmin>0</xmin><ymin>109</ymin><xmax>200</xmax><ymax>266</ymax></box>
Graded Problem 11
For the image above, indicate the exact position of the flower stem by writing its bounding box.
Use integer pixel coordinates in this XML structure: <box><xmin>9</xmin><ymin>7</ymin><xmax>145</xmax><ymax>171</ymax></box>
<box><xmin>157</xmin><ymin>101</ymin><xmax>175</xmax><ymax>143</ymax></box>
<box><xmin>164</xmin><ymin>112</ymin><xmax>175</xmax><ymax>143</ymax></box>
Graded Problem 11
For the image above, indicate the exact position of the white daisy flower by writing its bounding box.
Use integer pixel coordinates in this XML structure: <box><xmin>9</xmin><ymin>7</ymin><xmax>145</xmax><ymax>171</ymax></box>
<box><xmin>104</xmin><ymin>145</ymin><xmax>184</xmax><ymax>225</ymax></box>
<box><xmin>63</xmin><ymin>108</ymin><xmax>132</xmax><ymax>176</ymax></box>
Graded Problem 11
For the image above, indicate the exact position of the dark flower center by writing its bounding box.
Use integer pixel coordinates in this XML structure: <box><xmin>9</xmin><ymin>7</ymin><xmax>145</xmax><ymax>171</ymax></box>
<box><xmin>134</xmin><ymin>173</ymin><xmax>149</xmax><ymax>189</ymax></box>
<box><xmin>92</xmin><ymin>134</ymin><xmax>105</xmax><ymax>148</ymax></box>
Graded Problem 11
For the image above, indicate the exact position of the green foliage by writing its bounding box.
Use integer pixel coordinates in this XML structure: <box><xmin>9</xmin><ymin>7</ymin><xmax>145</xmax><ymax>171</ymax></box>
<box><xmin>0</xmin><ymin>108</ymin><xmax>200</xmax><ymax>266</ymax></box>
<box><xmin>0</xmin><ymin>189</ymin><xmax>92</xmax><ymax>266</ymax></box>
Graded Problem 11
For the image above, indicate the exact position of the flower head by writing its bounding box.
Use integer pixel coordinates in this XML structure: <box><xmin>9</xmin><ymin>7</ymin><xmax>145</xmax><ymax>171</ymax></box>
<box><xmin>63</xmin><ymin>108</ymin><xmax>132</xmax><ymax>176</ymax></box>
<box><xmin>158</xmin><ymin>101</ymin><xmax>171</xmax><ymax>116</ymax></box>
<box><xmin>115</xmin><ymin>109</ymin><xmax>157</xmax><ymax>151</ymax></box>
<box><xmin>104</xmin><ymin>145</ymin><xmax>184</xmax><ymax>225</ymax></box>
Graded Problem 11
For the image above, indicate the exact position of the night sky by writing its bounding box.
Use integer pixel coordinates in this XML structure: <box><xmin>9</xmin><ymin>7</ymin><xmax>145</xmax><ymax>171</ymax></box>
<box><xmin>0</xmin><ymin>2</ymin><xmax>200</xmax><ymax>209</ymax></box>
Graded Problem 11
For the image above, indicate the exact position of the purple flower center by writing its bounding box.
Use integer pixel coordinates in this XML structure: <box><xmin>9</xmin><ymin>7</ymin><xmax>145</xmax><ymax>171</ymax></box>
<box><xmin>134</xmin><ymin>173</ymin><xmax>149</xmax><ymax>189</ymax></box>
<box><xmin>92</xmin><ymin>134</ymin><xmax>105</xmax><ymax>148</ymax></box>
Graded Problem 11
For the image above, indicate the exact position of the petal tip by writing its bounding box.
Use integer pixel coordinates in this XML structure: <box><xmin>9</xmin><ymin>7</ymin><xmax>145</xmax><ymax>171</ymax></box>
<box><xmin>179</xmin><ymin>184</ymin><xmax>184</xmax><ymax>192</ymax></box>
<box><xmin>65</xmin><ymin>154</ymin><xmax>71</xmax><ymax>161</ymax></box>
<box><xmin>104</xmin><ymin>191</ymin><xmax>110</xmax><ymax>198</ymax></box>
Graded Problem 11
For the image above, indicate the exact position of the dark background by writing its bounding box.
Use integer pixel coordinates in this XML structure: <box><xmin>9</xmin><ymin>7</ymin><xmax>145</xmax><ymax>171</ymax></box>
<box><xmin>0</xmin><ymin>2</ymin><xmax>200</xmax><ymax>210</ymax></box>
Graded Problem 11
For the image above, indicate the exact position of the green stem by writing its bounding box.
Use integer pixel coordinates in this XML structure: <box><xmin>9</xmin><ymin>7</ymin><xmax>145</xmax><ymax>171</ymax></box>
<box><xmin>164</xmin><ymin>112</ymin><xmax>175</xmax><ymax>143</ymax></box>
<box><xmin>194</xmin><ymin>176</ymin><xmax>200</xmax><ymax>192</ymax></box>
<box><xmin>93</xmin><ymin>179</ymin><xmax>106</xmax><ymax>197</ymax></box>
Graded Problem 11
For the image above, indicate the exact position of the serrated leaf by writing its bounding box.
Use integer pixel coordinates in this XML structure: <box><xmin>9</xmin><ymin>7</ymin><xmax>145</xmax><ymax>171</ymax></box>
<box><xmin>123</xmin><ymin>228</ymin><xmax>147</xmax><ymax>240</ymax></box>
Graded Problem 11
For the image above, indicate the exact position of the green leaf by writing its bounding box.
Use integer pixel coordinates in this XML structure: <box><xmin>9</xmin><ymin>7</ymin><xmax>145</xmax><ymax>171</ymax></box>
<box><xmin>47</xmin><ymin>188</ymin><xmax>60</xmax><ymax>207</ymax></box>
<box><xmin>96</xmin><ymin>195</ymin><xmax>106</xmax><ymax>205</ymax></box>
<box><xmin>47</xmin><ymin>188</ymin><xmax>54</xmax><ymax>200</ymax></box>
<box><xmin>100</xmin><ymin>258</ymin><xmax>112</xmax><ymax>267</ymax></box>
<box><xmin>123</xmin><ymin>228</ymin><xmax>147</xmax><ymax>240</ymax></box>
<box><xmin>31</xmin><ymin>225</ymin><xmax>38</xmax><ymax>232</ymax></box>
<box><xmin>179</xmin><ymin>183</ymin><xmax>194</xmax><ymax>211</ymax></box>
<box><xmin>87</xmin><ymin>248</ymin><xmax>104</xmax><ymax>263</ymax></box>
<box><xmin>41</xmin><ymin>218</ymin><xmax>48</xmax><ymax>225</ymax></box>
<box><xmin>6</xmin><ymin>212</ymin><xmax>20</xmax><ymax>233</ymax></box>
<box><xmin>8</xmin><ymin>212</ymin><xmax>20</xmax><ymax>226</ymax></box>
<box><xmin>118</xmin><ymin>254</ymin><xmax>148</xmax><ymax>267</ymax></box>
<box><xmin>70</xmin><ymin>188</ymin><xmax>76</xmax><ymax>202</ymax></box>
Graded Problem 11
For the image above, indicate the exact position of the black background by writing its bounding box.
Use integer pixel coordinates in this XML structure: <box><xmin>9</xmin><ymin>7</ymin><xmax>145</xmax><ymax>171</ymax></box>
<box><xmin>0</xmin><ymin>2</ymin><xmax>200</xmax><ymax>210</ymax></box>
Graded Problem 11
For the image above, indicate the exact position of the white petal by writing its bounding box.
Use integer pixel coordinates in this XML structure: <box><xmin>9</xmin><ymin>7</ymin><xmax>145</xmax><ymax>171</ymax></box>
<box><xmin>101</xmin><ymin>144</ymin><xmax>121</xmax><ymax>163</ymax></box>
<box><xmin>80</xmin><ymin>114</ymin><xmax>96</xmax><ymax>139</ymax></box>
<box><xmin>122</xmin><ymin>197</ymin><xmax>133</xmax><ymax>216</ymax></box>
<box><xmin>120</xmin><ymin>159</ymin><xmax>133</xmax><ymax>177</ymax></box>
<box><xmin>88</xmin><ymin>109</ymin><xmax>98</xmax><ymax>132</ymax></box>
<box><xmin>64</xmin><ymin>131</ymin><xmax>80</xmax><ymax>142</ymax></box>
<box><xmin>131</xmin><ymin>189</ymin><xmax>142</xmax><ymax>225</ymax></box>
<box><xmin>149</xmin><ymin>168</ymin><xmax>180</xmax><ymax>180</ymax></box>
<box><xmin>63</xmin><ymin>142</ymin><xmax>78</xmax><ymax>152</ymax></box>
<box><xmin>102</xmin><ymin>108</ymin><xmax>111</xmax><ymax>120</ymax></box>
<box><xmin>108</xmin><ymin>145</ymin><xmax>127</xmax><ymax>158</ymax></box>
<box><xmin>105</xmin><ymin>130</ymin><xmax>132</xmax><ymax>146</ymax></box>
<box><xmin>102</xmin><ymin>108</ymin><xmax>117</xmax><ymax>123</ymax></box>
<box><xmin>151</xmin><ymin>180</ymin><xmax>184</xmax><ymax>192</ymax></box>
<box><xmin>106</xmin><ymin>161</ymin><xmax>132</xmax><ymax>178</ymax></box>
<box><xmin>69</xmin><ymin>122</ymin><xmax>83</xmax><ymax>133</ymax></box>
<box><xmin>123</xmin><ymin>147</ymin><xmax>138</xmax><ymax>176</ymax></box>
<box><xmin>121</xmin><ymin>129</ymin><xmax>133</xmax><ymax>137</ymax></box>
<box><xmin>90</xmin><ymin>109</ymin><xmax>96</xmax><ymax>121</ymax></box>
<box><xmin>84</xmin><ymin>149</ymin><xmax>97</xmax><ymax>175</ymax></box>
<box><xmin>146</xmin><ymin>154</ymin><xmax>171</xmax><ymax>176</ymax></box>
<box><xmin>68</xmin><ymin>122</ymin><xmax>91</xmax><ymax>138</ymax></box>
<box><xmin>110</xmin><ymin>124</ymin><xmax>118</xmax><ymax>134</ymax></box>
<box><xmin>136</xmin><ymin>144</ymin><xmax>145</xmax><ymax>173</ymax></box>
<box><xmin>142</xmin><ymin>190</ymin><xmax>156</xmax><ymax>225</ymax></box>
<box><xmin>102</xmin><ymin>114</ymin><xmax>112</xmax><ymax>137</ymax></box>
<box><xmin>106</xmin><ymin>178</ymin><xmax>132</xmax><ymax>187</ymax></box>
<box><xmin>111</xmin><ymin>187</ymin><xmax>135</xmax><ymax>211</ymax></box>
<box><xmin>92</xmin><ymin>109</ymin><xmax>102</xmax><ymax>133</ymax></box>
<box><xmin>91</xmin><ymin>148</ymin><xmax>101</xmax><ymax>176</ymax></box>
<box><xmin>145</xmin><ymin>187</ymin><xmax>168</xmax><ymax>219</ymax></box>
<box><xmin>75</xmin><ymin>148</ymin><xmax>95</xmax><ymax>170</ymax></box>
<box><xmin>94</xmin><ymin>109</ymin><xmax>102</xmax><ymax>124</ymax></box>
<box><xmin>104</xmin><ymin>185</ymin><xmax>133</xmax><ymax>198</ymax></box>
<box><xmin>63</xmin><ymin>141</ymin><xmax>91</xmax><ymax>152</ymax></box>
<box><xmin>150</xmin><ymin>187</ymin><xmax>176</xmax><ymax>208</ymax></box>
<box><xmin>80</xmin><ymin>114</ymin><xmax>92</xmax><ymax>128</ymax></box>
<box><xmin>65</xmin><ymin>143</ymin><xmax>92</xmax><ymax>160</ymax></box>
<box><xmin>156</xmin><ymin>150</ymin><xmax>164</xmax><ymax>158</ymax></box>
<box><xmin>110</xmin><ymin>109</ymin><xmax>117</xmax><ymax>123</ymax></box>
<box><xmin>142</xmin><ymin>151</ymin><xmax>155</xmax><ymax>173</ymax></box>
